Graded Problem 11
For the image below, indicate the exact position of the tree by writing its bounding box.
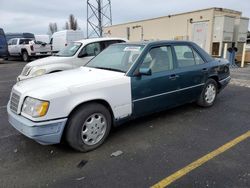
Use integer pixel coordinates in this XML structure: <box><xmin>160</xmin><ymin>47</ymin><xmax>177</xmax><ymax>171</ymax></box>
<box><xmin>48</xmin><ymin>22</ymin><xmax>58</xmax><ymax>35</ymax></box>
<box><xmin>65</xmin><ymin>14</ymin><xmax>79</xmax><ymax>30</ymax></box>
<box><xmin>65</xmin><ymin>22</ymin><xmax>69</xmax><ymax>30</ymax></box>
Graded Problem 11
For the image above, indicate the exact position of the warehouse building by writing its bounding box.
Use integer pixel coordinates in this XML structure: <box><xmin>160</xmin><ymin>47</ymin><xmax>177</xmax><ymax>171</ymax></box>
<box><xmin>104</xmin><ymin>7</ymin><xmax>249</xmax><ymax>57</ymax></box>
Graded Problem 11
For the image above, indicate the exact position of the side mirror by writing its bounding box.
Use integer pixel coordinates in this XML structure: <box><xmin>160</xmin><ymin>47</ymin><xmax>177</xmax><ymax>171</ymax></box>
<box><xmin>138</xmin><ymin>68</ymin><xmax>152</xmax><ymax>76</ymax></box>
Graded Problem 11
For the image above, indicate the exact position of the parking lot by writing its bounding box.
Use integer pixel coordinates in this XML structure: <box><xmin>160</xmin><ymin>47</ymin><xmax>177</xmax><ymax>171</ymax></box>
<box><xmin>0</xmin><ymin>60</ymin><xmax>249</xmax><ymax>188</ymax></box>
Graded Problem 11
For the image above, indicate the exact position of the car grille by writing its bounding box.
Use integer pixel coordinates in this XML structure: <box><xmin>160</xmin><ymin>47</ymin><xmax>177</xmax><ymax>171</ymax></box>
<box><xmin>21</xmin><ymin>66</ymin><xmax>31</xmax><ymax>76</ymax></box>
<box><xmin>10</xmin><ymin>92</ymin><xmax>20</xmax><ymax>114</ymax></box>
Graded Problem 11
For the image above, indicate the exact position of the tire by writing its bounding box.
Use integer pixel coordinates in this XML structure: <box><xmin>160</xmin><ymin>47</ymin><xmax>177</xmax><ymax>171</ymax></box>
<box><xmin>197</xmin><ymin>79</ymin><xmax>218</xmax><ymax>107</ymax></box>
<box><xmin>65</xmin><ymin>103</ymin><xmax>112</xmax><ymax>152</ymax></box>
<box><xmin>22</xmin><ymin>51</ymin><xmax>30</xmax><ymax>62</ymax></box>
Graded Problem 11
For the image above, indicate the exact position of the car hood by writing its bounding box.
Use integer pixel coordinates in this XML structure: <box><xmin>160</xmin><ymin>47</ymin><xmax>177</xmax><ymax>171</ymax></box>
<box><xmin>13</xmin><ymin>67</ymin><xmax>126</xmax><ymax>98</ymax></box>
<box><xmin>27</xmin><ymin>56</ymin><xmax>73</xmax><ymax>67</ymax></box>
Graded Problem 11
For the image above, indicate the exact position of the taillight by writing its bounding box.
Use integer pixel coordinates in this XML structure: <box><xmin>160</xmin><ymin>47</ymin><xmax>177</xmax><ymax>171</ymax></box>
<box><xmin>30</xmin><ymin>45</ymin><xmax>34</xmax><ymax>51</ymax></box>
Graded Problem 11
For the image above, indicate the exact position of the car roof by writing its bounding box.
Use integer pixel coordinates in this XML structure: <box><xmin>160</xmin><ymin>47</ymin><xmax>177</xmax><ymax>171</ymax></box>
<box><xmin>124</xmin><ymin>40</ymin><xmax>197</xmax><ymax>46</ymax></box>
<box><xmin>116</xmin><ymin>40</ymin><xmax>214</xmax><ymax>62</ymax></box>
<box><xmin>75</xmin><ymin>37</ymin><xmax>127</xmax><ymax>45</ymax></box>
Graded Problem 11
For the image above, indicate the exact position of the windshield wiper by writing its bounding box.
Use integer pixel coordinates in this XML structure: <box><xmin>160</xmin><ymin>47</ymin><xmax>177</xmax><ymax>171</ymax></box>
<box><xmin>94</xmin><ymin>67</ymin><xmax>125</xmax><ymax>73</ymax></box>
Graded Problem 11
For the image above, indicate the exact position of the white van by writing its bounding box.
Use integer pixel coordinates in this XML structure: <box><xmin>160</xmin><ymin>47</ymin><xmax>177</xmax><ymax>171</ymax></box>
<box><xmin>50</xmin><ymin>30</ymin><xmax>84</xmax><ymax>53</ymax></box>
<box><xmin>35</xmin><ymin>34</ymin><xmax>50</xmax><ymax>43</ymax></box>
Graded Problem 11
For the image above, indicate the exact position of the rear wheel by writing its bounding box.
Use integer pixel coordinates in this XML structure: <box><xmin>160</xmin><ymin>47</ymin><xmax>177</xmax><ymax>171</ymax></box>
<box><xmin>65</xmin><ymin>103</ymin><xmax>112</xmax><ymax>152</ymax></box>
<box><xmin>22</xmin><ymin>51</ymin><xmax>30</xmax><ymax>62</ymax></box>
<box><xmin>197</xmin><ymin>79</ymin><xmax>218</xmax><ymax>107</ymax></box>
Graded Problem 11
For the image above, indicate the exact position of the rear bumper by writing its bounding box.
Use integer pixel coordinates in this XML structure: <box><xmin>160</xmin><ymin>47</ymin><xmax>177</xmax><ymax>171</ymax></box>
<box><xmin>7</xmin><ymin>103</ymin><xmax>67</xmax><ymax>145</ymax></box>
<box><xmin>30</xmin><ymin>52</ymin><xmax>52</xmax><ymax>56</ymax></box>
<box><xmin>219</xmin><ymin>76</ymin><xmax>231</xmax><ymax>90</ymax></box>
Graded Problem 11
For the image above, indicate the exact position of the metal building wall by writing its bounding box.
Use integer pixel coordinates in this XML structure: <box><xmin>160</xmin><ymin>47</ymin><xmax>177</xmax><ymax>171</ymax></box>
<box><xmin>103</xmin><ymin>8</ymin><xmax>242</xmax><ymax>54</ymax></box>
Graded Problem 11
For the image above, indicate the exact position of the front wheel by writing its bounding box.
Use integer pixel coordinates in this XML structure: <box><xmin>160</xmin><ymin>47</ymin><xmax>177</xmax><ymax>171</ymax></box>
<box><xmin>22</xmin><ymin>51</ymin><xmax>30</xmax><ymax>62</ymax></box>
<box><xmin>197</xmin><ymin>79</ymin><xmax>218</xmax><ymax>107</ymax></box>
<box><xmin>65</xmin><ymin>103</ymin><xmax>112</xmax><ymax>152</ymax></box>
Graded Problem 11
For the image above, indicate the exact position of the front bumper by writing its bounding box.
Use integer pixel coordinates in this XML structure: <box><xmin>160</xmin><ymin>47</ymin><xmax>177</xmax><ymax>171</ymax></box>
<box><xmin>7</xmin><ymin>103</ymin><xmax>67</xmax><ymax>145</ymax></box>
<box><xmin>17</xmin><ymin>75</ymin><xmax>31</xmax><ymax>82</ymax></box>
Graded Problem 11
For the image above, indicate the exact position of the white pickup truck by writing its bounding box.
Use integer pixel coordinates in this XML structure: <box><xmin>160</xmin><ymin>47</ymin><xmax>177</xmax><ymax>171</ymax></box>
<box><xmin>7</xmin><ymin>38</ymin><xmax>52</xmax><ymax>62</ymax></box>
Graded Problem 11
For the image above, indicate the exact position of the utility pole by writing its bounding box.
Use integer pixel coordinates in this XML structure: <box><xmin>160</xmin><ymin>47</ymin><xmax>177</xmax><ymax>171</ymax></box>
<box><xmin>87</xmin><ymin>0</ymin><xmax>112</xmax><ymax>38</ymax></box>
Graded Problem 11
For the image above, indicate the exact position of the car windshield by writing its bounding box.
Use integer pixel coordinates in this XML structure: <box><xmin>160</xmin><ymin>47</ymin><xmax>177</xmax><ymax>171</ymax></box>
<box><xmin>86</xmin><ymin>44</ymin><xmax>144</xmax><ymax>73</ymax></box>
<box><xmin>56</xmin><ymin>42</ymin><xmax>82</xmax><ymax>57</ymax></box>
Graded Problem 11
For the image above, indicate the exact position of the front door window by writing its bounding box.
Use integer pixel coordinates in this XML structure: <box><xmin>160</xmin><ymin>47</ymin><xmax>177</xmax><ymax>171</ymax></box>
<box><xmin>140</xmin><ymin>46</ymin><xmax>174</xmax><ymax>73</ymax></box>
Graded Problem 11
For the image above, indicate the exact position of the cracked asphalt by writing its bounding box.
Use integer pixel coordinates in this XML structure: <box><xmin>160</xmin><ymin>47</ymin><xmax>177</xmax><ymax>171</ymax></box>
<box><xmin>0</xmin><ymin>60</ymin><xmax>249</xmax><ymax>188</ymax></box>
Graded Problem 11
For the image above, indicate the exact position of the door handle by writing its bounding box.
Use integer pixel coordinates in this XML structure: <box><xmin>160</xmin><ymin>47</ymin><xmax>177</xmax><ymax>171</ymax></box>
<box><xmin>202</xmin><ymin>68</ymin><xmax>208</xmax><ymax>72</ymax></box>
<box><xmin>169</xmin><ymin>74</ymin><xmax>179</xmax><ymax>80</ymax></box>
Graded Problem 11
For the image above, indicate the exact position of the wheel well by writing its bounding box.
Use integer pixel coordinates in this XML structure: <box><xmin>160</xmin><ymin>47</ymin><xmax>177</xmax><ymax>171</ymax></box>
<box><xmin>61</xmin><ymin>100</ymin><xmax>115</xmax><ymax>142</ymax></box>
<box><xmin>68</xmin><ymin>99</ymin><xmax>114</xmax><ymax>123</ymax></box>
<box><xmin>21</xmin><ymin>49</ymin><xmax>27</xmax><ymax>54</ymax></box>
<box><xmin>49</xmin><ymin>70</ymin><xmax>62</xmax><ymax>73</ymax></box>
<box><xmin>208</xmin><ymin>76</ymin><xmax>221</xmax><ymax>89</ymax></box>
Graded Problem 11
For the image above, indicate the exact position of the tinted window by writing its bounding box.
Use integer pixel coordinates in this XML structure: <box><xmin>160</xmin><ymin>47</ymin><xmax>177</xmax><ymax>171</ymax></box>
<box><xmin>174</xmin><ymin>45</ymin><xmax>196</xmax><ymax>68</ymax></box>
<box><xmin>85</xmin><ymin>42</ymin><xmax>101</xmax><ymax>56</ymax></box>
<box><xmin>19</xmin><ymin>39</ymin><xmax>32</xmax><ymax>44</ymax></box>
<box><xmin>140</xmin><ymin>46</ymin><xmax>174</xmax><ymax>73</ymax></box>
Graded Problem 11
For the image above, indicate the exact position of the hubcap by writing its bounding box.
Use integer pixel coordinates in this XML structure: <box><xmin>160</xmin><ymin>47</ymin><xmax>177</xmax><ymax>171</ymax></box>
<box><xmin>205</xmin><ymin>84</ymin><xmax>216</xmax><ymax>104</ymax></box>
<box><xmin>81</xmin><ymin>113</ymin><xmax>107</xmax><ymax>146</ymax></box>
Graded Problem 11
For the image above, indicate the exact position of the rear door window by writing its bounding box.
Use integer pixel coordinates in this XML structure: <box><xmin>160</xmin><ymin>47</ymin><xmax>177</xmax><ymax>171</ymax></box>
<box><xmin>174</xmin><ymin>45</ymin><xmax>196</xmax><ymax>68</ymax></box>
<box><xmin>19</xmin><ymin>39</ymin><xmax>32</xmax><ymax>44</ymax></box>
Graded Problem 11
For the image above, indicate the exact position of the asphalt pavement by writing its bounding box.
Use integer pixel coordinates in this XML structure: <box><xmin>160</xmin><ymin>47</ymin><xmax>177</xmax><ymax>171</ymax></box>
<box><xmin>0</xmin><ymin>60</ymin><xmax>249</xmax><ymax>188</ymax></box>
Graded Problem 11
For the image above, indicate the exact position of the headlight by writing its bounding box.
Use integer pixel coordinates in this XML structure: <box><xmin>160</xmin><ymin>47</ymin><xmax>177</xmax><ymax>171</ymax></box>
<box><xmin>31</xmin><ymin>69</ymin><xmax>46</xmax><ymax>76</ymax></box>
<box><xmin>22</xmin><ymin>97</ymin><xmax>49</xmax><ymax>117</ymax></box>
<box><xmin>21</xmin><ymin>66</ymin><xmax>32</xmax><ymax>76</ymax></box>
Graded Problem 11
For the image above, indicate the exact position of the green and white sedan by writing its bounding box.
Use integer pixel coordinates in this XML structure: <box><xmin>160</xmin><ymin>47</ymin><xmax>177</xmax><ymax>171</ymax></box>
<box><xmin>8</xmin><ymin>40</ymin><xmax>230</xmax><ymax>152</ymax></box>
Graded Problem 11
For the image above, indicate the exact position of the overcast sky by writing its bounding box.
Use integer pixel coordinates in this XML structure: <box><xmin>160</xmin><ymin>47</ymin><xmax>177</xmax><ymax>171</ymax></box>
<box><xmin>0</xmin><ymin>0</ymin><xmax>249</xmax><ymax>35</ymax></box>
